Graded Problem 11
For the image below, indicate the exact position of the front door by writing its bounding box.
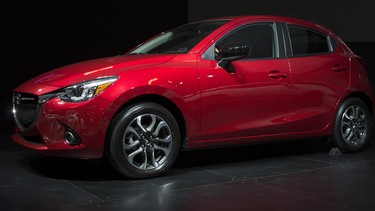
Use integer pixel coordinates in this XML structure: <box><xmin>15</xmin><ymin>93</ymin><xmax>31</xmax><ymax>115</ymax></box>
<box><xmin>198</xmin><ymin>23</ymin><xmax>292</xmax><ymax>146</ymax></box>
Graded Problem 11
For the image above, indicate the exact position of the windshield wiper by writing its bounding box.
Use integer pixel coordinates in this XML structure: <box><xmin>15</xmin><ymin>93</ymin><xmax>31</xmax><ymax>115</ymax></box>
<box><xmin>128</xmin><ymin>52</ymin><xmax>148</xmax><ymax>55</ymax></box>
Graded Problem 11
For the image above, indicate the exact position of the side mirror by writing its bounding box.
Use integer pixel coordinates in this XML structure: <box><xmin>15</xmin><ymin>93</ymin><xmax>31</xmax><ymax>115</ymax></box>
<box><xmin>215</xmin><ymin>43</ymin><xmax>251</xmax><ymax>73</ymax></box>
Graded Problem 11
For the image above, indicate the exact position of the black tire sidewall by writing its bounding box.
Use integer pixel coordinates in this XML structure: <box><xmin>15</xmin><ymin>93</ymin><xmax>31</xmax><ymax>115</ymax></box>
<box><xmin>332</xmin><ymin>98</ymin><xmax>372</xmax><ymax>153</ymax></box>
<box><xmin>106</xmin><ymin>103</ymin><xmax>181</xmax><ymax>179</ymax></box>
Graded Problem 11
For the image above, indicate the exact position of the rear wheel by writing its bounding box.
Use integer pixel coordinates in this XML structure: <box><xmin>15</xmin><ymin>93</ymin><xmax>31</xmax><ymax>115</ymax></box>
<box><xmin>332</xmin><ymin>97</ymin><xmax>372</xmax><ymax>153</ymax></box>
<box><xmin>106</xmin><ymin>103</ymin><xmax>181</xmax><ymax>179</ymax></box>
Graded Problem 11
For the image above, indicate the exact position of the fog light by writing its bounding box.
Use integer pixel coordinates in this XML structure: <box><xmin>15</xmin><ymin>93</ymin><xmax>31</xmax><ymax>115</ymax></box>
<box><xmin>63</xmin><ymin>125</ymin><xmax>82</xmax><ymax>145</ymax></box>
<box><xmin>64</xmin><ymin>132</ymin><xmax>76</xmax><ymax>145</ymax></box>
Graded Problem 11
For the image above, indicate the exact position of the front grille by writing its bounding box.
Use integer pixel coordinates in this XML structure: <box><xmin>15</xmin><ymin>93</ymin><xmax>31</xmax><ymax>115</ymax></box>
<box><xmin>13</xmin><ymin>92</ymin><xmax>39</xmax><ymax>129</ymax></box>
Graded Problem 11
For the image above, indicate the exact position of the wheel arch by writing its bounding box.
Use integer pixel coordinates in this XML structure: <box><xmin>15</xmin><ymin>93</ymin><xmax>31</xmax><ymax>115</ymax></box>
<box><xmin>329</xmin><ymin>91</ymin><xmax>374</xmax><ymax>135</ymax></box>
<box><xmin>325</xmin><ymin>91</ymin><xmax>374</xmax><ymax>137</ymax></box>
<box><xmin>331</xmin><ymin>91</ymin><xmax>374</xmax><ymax>152</ymax></box>
<box><xmin>105</xmin><ymin>94</ymin><xmax>189</xmax><ymax>151</ymax></box>
<box><xmin>342</xmin><ymin>92</ymin><xmax>374</xmax><ymax>115</ymax></box>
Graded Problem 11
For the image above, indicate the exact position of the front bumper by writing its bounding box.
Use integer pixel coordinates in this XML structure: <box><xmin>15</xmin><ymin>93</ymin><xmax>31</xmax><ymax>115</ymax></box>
<box><xmin>12</xmin><ymin>93</ymin><xmax>113</xmax><ymax>159</ymax></box>
<box><xmin>11</xmin><ymin>133</ymin><xmax>101</xmax><ymax>158</ymax></box>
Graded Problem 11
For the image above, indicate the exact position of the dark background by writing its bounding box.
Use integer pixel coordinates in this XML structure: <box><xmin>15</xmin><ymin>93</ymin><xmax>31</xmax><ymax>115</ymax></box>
<box><xmin>2</xmin><ymin>0</ymin><xmax>374</xmax><ymax>135</ymax></box>
<box><xmin>1</xmin><ymin>1</ymin><xmax>188</xmax><ymax>135</ymax></box>
<box><xmin>188</xmin><ymin>0</ymin><xmax>375</xmax><ymax>42</ymax></box>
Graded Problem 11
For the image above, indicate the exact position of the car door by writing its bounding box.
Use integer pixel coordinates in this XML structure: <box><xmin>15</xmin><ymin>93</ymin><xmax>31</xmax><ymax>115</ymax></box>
<box><xmin>285</xmin><ymin>24</ymin><xmax>350</xmax><ymax>132</ymax></box>
<box><xmin>197</xmin><ymin>22</ymin><xmax>292</xmax><ymax>145</ymax></box>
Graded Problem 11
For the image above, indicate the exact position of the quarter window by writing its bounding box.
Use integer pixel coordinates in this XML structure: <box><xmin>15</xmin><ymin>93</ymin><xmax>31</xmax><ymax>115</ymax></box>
<box><xmin>288</xmin><ymin>25</ymin><xmax>330</xmax><ymax>56</ymax></box>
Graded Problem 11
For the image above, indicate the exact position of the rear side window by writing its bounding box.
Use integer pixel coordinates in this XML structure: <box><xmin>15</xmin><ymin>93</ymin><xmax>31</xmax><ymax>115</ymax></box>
<box><xmin>288</xmin><ymin>25</ymin><xmax>330</xmax><ymax>56</ymax></box>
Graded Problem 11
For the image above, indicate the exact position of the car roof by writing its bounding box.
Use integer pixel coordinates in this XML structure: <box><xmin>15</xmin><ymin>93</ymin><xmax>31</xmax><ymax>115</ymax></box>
<box><xmin>202</xmin><ymin>15</ymin><xmax>313</xmax><ymax>24</ymax></box>
<box><xmin>198</xmin><ymin>15</ymin><xmax>333</xmax><ymax>34</ymax></box>
<box><xmin>187</xmin><ymin>15</ymin><xmax>339</xmax><ymax>55</ymax></box>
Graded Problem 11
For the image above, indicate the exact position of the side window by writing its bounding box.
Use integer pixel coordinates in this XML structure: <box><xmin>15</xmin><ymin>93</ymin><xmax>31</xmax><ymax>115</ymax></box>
<box><xmin>288</xmin><ymin>25</ymin><xmax>330</xmax><ymax>56</ymax></box>
<box><xmin>216</xmin><ymin>23</ymin><xmax>277</xmax><ymax>59</ymax></box>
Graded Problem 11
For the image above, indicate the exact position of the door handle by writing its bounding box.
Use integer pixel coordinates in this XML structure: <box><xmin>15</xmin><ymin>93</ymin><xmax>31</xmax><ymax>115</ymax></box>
<box><xmin>268</xmin><ymin>70</ymin><xmax>287</xmax><ymax>79</ymax></box>
<box><xmin>332</xmin><ymin>64</ymin><xmax>347</xmax><ymax>72</ymax></box>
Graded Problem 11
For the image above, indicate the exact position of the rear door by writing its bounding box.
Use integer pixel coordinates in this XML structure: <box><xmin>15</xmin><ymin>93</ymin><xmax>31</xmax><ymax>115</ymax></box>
<box><xmin>284</xmin><ymin>24</ymin><xmax>350</xmax><ymax>132</ymax></box>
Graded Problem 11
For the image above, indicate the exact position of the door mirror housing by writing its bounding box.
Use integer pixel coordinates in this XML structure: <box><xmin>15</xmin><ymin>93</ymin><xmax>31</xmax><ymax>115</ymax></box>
<box><xmin>215</xmin><ymin>43</ymin><xmax>251</xmax><ymax>72</ymax></box>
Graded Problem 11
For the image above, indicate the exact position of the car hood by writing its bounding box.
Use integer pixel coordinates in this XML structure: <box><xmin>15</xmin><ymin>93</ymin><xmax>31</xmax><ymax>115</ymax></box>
<box><xmin>14</xmin><ymin>54</ymin><xmax>175</xmax><ymax>95</ymax></box>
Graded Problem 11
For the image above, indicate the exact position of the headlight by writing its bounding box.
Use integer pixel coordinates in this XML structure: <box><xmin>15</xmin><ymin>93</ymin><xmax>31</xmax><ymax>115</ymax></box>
<box><xmin>58</xmin><ymin>76</ymin><xmax>118</xmax><ymax>102</ymax></box>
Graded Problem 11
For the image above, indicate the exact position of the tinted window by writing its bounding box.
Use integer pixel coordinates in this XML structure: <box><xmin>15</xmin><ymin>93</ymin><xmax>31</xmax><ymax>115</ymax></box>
<box><xmin>288</xmin><ymin>25</ymin><xmax>330</xmax><ymax>56</ymax></box>
<box><xmin>129</xmin><ymin>21</ymin><xmax>228</xmax><ymax>55</ymax></box>
<box><xmin>216</xmin><ymin>24</ymin><xmax>276</xmax><ymax>59</ymax></box>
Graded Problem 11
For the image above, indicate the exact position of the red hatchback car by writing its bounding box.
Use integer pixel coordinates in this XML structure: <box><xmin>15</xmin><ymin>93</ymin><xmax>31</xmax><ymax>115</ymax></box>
<box><xmin>12</xmin><ymin>15</ymin><xmax>375</xmax><ymax>179</ymax></box>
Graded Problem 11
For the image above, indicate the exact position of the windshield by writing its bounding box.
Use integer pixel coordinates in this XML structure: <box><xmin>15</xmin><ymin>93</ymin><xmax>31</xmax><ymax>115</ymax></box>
<box><xmin>128</xmin><ymin>20</ymin><xmax>229</xmax><ymax>55</ymax></box>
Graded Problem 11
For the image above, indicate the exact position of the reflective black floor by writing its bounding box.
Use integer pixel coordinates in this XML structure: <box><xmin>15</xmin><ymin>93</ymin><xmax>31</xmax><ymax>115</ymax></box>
<box><xmin>1</xmin><ymin>134</ymin><xmax>375</xmax><ymax>211</ymax></box>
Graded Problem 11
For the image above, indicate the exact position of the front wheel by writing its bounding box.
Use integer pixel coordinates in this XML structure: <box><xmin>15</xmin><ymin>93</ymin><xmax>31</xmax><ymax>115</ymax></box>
<box><xmin>332</xmin><ymin>97</ymin><xmax>372</xmax><ymax>153</ymax></box>
<box><xmin>106</xmin><ymin>103</ymin><xmax>181</xmax><ymax>179</ymax></box>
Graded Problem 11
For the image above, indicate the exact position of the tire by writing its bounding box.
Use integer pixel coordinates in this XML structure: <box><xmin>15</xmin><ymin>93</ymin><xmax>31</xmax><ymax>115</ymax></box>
<box><xmin>332</xmin><ymin>97</ymin><xmax>372</xmax><ymax>153</ymax></box>
<box><xmin>106</xmin><ymin>102</ymin><xmax>181</xmax><ymax>179</ymax></box>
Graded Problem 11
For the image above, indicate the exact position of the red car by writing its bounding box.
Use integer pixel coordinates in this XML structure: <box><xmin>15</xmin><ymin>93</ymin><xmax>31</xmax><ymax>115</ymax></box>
<box><xmin>12</xmin><ymin>15</ymin><xmax>375</xmax><ymax>179</ymax></box>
